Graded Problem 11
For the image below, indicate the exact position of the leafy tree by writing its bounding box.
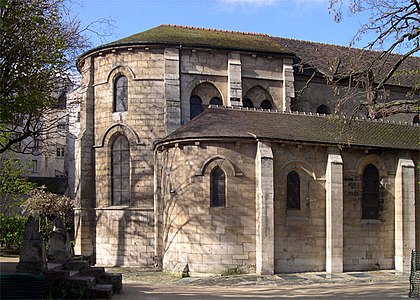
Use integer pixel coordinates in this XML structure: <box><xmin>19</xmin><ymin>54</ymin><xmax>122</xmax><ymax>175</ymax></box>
<box><xmin>21</xmin><ymin>186</ymin><xmax>74</xmax><ymax>240</ymax></box>
<box><xmin>0</xmin><ymin>154</ymin><xmax>36</xmax><ymax>214</ymax></box>
<box><xmin>328</xmin><ymin>0</ymin><xmax>419</xmax><ymax>119</ymax></box>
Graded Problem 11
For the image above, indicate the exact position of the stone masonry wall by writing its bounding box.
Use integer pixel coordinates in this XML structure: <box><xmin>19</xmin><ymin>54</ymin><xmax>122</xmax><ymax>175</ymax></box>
<box><xmin>273</xmin><ymin>143</ymin><xmax>327</xmax><ymax>273</ymax></box>
<box><xmin>159</xmin><ymin>142</ymin><xmax>257</xmax><ymax>274</ymax></box>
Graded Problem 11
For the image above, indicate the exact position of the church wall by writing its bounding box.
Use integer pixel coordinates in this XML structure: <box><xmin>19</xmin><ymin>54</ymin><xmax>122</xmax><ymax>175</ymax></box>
<box><xmin>341</xmin><ymin>150</ymin><xmax>400</xmax><ymax>271</ymax></box>
<box><xmin>293</xmin><ymin>78</ymin><xmax>418</xmax><ymax>123</ymax></box>
<box><xmin>241</xmin><ymin>55</ymin><xmax>284</xmax><ymax>110</ymax></box>
<box><xmin>159</xmin><ymin>142</ymin><xmax>257</xmax><ymax>274</ymax></box>
<box><xmin>86</xmin><ymin>48</ymin><xmax>168</xmax><ymax>266</ymax></box>
<box><xmin>273</xmin><ymin>144</ymin><xmax>327</xmax><ymax>273</ymax></box>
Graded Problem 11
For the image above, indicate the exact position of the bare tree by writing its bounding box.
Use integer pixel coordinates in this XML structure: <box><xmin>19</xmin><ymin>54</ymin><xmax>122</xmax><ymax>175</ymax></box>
<box><xmin>328</xmin><ymin>0</ymin><xmax>419</xmax><ymax>119</ymax></box>
<box><xmin>0</xmin><ymin>0</ymin><xmax>114</xmax><ymax>154</ymax></box>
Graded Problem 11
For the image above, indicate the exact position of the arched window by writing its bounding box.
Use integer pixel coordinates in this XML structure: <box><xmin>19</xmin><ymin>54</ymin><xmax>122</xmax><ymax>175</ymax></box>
<box><xmin>316</xmin><ymin>104</ymin><xmax>331</xmax><ymax>115</ymax></box>
<box><xmin>287</xmin><ymin>171</ymin><xmax>300</xmax><ymax>209</ymax></box>
<box><xmin>243</xmin><ymin>98</ymin><xmax>254</xmax><ymax>108</ymax></box>
<box><xmin>210</xmin><ymin>97</ymin><xmax>222</xmax><ymax>106</ymax></box>
<box><xmin>114</xmin><ymin>75</ymin><xmax>128</xmax><ymax>112</ymax></box>
<box><xmin>190</xmin><ymin>95</ymin><xmax>203</xmax><ymax>119</ymax></box>
<box><xmin>413</xmin><ymin>115</ymin><xmax>419</xmax><ymax>124</ymax></box>
<box><xmin>210</xmin><ymin>167</ymin><xmax>226</xmax><ymax>207</ymax></box>
<box><xmin>260</xmin><ymin>100</ymin><xmax>272</xmax><ymax>110</ymax></box>
<box><xmin>362</xmin><ymin>164</ymin><xmax>379</xmax><ymax>219</ymax></box>
<box><xmin>111</xmin><ymin>135</ymin><xmax>130</xmax><ymax>205</ymax></box>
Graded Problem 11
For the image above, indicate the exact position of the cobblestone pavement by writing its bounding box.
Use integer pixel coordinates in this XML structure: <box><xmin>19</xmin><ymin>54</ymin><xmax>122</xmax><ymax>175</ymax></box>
<box><xmin>108</xmin><ymin>267</ymin><xmax>412</xmax><ymax>299</ymax></box>
<box><xmin>0</xmin><ymin>255</ymin><xmax>412</xmax><ymax>299</ymax></box>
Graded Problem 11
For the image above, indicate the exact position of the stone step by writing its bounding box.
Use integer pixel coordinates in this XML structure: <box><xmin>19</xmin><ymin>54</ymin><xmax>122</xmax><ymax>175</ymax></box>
<box><xmin>80</xmin><ymin>266</ymin><xmax>106</xmax><ymax>277</ymax></box>
<box><xmin>64</xmin><ymin>260</ymin><xmax>89</xmax><ymax>271</ymax></box>
<box><xmin>98</xmin><ymin>272</ymin><xmax>123</xmax><ymax>294</ymax></box>
<box><xmin>86</xmin><ymin>284</ymin><xmax>113</xmax><ymax>299</ymax></box>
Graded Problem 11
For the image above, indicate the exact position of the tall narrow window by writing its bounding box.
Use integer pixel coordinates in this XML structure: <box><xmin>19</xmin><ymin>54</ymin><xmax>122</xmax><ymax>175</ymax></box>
<box><xmin>316</xmin><ymin>104</ymin><xmax>331</xmax><ymax>115</ymax></box>
<box><xmin>287</xmin><ymin>171</ymin><xmax>300</xmax><ymax>209</ymax></box>
<box><xmin>111</xmin><ymin>135</ymin><xmax>130</xmax><ymax>205</ymax></box>
<box><xmin>210</xmin><ymin>167</ymin><xmax>226</xmax><ymax>207</ymax></box>
<box><xmin>210</xmin><ymin>97</ymin><xmax>222</xmax><ymax>106</ymax></box>
<box><xmin>114</xmin><ymin>75</ymin><xmax>128</xmax><ymax>112</ymax></box>
<box><xmin>260</xmin><ymin>100</ymin><xmax>272</xmax><ymax>110</ymax></box>
<box><xmin>190</xmin><ymin>95</ymin><xmax>203</xmax><ymax>119</ymax></box>
<box><xmin>243</xmin><ymin>98</ymin><xmax>254</xmax><ymax>108</ymax></box>
<box><xmin>362</xmin><ymin>164</ymin><xmax>379</xmax><ymax>219</ymax></box>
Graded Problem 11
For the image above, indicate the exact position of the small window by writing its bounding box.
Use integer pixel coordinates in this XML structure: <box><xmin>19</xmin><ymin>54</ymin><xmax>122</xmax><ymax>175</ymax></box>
<box><xmin>260</xmin><ymin>100</ymin><xmax>272</xmax><ymax>110</ymax></box>
<box><xmin>57</xmin><ymin>123</ymin><xmax>66</xmax><ymax>130</ymax></box>
<box><xmin>56</xmin><ymin>147</ymin><xmax>65</xmax><ymax>157</ymax></box>
<box><xmin>362</xmin><ymin>164</ymin><xmax>380</xmax><ymax>219</ymax></box>
<box><xmin>31</xmin><ymin>160</ymin><xmax>37</xmax><ymax>173</ymax></box>
<box><xmin>210</xmin><ymin>167</ymin><xmax>226</xmax><ymax>207</ymax></box>
<box><xmin>317</xmin><ymin>105</ymin><xmax>331</xmax><ymax>115</ymax></box>
<box><xmin>413</xmin><ymin>115</ymin><xmax>419</xmax><ymax>124</ymax></box>
<box><xmin>111</xmin><ymin>135</ymin><xmax>130</xmax><ymax>205</ymax></box>
<box><xmin>114</xmin><ymin>75</ymin><xmax>128</xmax><ymax>112</ymax></box>
<box><xmin>190</xmin><ymin>95</ymin><xmax>203</xmax><ymax>119</ymax></box>
<box><xmin>210</xmin><ymin>97</ymin><xmax>222</xmax><ymax>106</ymax></box>
<box><xmin>243</xmin><ymin>98</ymin><xmax>254</xmax><ymax>108</ymax></box>
<box><xmin>77</xmin><ymin>112</ymin><xmax>81</xmax><ymax>122</ymax></box>
<box><xmin>287</xmin><ymin>171</ymin><xmax>300</xmax><ymax>209</ymax></box>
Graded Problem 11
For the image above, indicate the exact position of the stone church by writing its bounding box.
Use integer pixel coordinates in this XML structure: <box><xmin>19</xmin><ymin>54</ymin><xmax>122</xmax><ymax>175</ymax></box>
<box><xmin>74</xmin><ymin>25</ymin><xmax>419</xmax><ymax>274</ymax></box>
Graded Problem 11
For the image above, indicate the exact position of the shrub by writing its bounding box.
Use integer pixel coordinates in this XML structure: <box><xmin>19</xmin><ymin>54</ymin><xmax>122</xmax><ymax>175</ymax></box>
<box><xmin>0</xmin><ymin>213</ymin><xmax>28</xmax><ymax>250</ymax></box>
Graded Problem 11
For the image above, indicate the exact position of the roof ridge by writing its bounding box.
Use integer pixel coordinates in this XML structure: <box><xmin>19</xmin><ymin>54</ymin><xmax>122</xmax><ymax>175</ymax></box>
<box><xmin>207</xmin><ymin>106</ymin><xmax>420</xmax><ymax>126</ymax></box>
<box><xmin>161</xmin><ymin>24</ymin><xmax>269</xmax><ymax>38</ymax></box>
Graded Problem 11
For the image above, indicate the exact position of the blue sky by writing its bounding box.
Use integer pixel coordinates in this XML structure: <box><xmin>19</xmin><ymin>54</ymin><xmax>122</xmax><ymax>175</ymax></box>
<box><xmin>71</xmin><ymin>0</ymin><xmax>372</xmax><ymax>49</ymax></box>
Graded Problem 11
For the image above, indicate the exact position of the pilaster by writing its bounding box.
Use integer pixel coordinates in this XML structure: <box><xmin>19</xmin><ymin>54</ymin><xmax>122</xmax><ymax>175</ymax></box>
<box><xmin>164</xmin><ymin>47</ymin><xmax>181</xmax><ymax>134</ymax></box>
<box><xmin>228</xmin><ymin>52</ymin><xmax>242</xmax><ymax>107</ymax></box>
<box><xmin>282</xmin><ymin>58</ymin><xmax>295</xmax><ymax>112</ymax></box>
<box><xmin>255</xmin><ymin>141</ymin><xmax>274</xmax><ymax>274</ymax></box>
<box><xmin>395</xmin><ymin>157</ymin><xmax>416</xmax><ymax>272</ymax></box>
<box><xmin>325</xmin><ymin>151</ymin><xmax>343</xmax><ymax>273</ymax></box>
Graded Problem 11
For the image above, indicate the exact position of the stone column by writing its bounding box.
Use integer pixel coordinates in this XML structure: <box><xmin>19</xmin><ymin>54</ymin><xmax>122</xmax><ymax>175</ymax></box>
<box><xmin>282</xmin><ymin>58</ymin><xmax>295</xmax><ymax>113</ymax></box>
<box><xmin>164</xmin><ymin>47</ymin><xmax>181</xmax><ymax>134</ymax></box>
<box><xmin>255</xmin><ymin>141</ymin><xmax>274</xmax><ymax>275</ymax></box>
<box><xmin>325</xmin><ymin>152</ymin><xmax>343</xmax><ymax>273</ymax></box>
<box><xmin>228</xmin><ymin>52</ymin><xmax>242</xmax><ymax>107</ymax></box>
<box><xmin>74</xmin><ymin>56</ymin><xmax>96</xmax><ymax>260</ymax></box>
<box><xmin>395</xmin><ymin>157</ymin><xmax>416</xmax><ymax>272</ymax></box>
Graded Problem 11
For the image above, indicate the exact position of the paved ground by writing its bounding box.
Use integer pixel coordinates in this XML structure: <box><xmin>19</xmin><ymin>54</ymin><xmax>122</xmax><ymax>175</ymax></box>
<box><xmin>1</xmin><ymin>255</ymin><xmax>413</xmax><ymax>299</ymax></box>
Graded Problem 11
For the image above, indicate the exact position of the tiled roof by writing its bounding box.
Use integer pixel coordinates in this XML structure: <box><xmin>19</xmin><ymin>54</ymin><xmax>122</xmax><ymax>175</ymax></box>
<box><xmin>157</xmin><ymin>107</ymin><xmax>420</xmax><ymax>151</ymax></box>
<box><xmin>98</xmin><ymin>25</ymin><xmax>292</xmax><ymax>54</ymax></box>
<box><xmin>81</xmin><ymin>25</ymin><xmax>419</xmax><ymax>89</ymax></box>
<box><xmin>274</xmin><ymin>37</ymin><xmax>419</xmax><ymax>88</ymax></box>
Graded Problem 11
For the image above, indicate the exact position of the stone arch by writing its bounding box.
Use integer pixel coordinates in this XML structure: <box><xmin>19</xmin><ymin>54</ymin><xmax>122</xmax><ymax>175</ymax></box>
<box><xmin>95</xmin><ymin>123</ymin><xmax>144</xmax><ymax>149</ymax></box>
<box><xmin>196</xmin><ymin>155</ymin><xmax>243</xmax><ymax>177</ymax></box>
<box><xmin>279</xmin><ymin>160</ymin><xmax>317</xmax><ymax>180</ymax></box>
<box><xmin>190</xmin><ymin>81</ymin><xmax>224</xmax><ymax>106</ymax></box>
<box><xmin>243</xmin><ymin>85</ymin><xmax>274</xmax><ymax>109</ymax></box>
<box><xmin>356</xmin><ymin>154</ymin><xmax>389</xmax><ymax>177</ymax></box>
<box><xmin>316</xmin><ymin>104</ymin><xmax>331</xmax><ymax>115</ymax></box>
<box><xmin>106</xmin><ymin>65</ymin><xmax>136</xmax><ymax>83</ymax></box>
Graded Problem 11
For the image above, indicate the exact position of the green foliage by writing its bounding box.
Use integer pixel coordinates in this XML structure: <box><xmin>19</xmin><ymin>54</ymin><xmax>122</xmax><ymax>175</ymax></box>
<box><xmin>0</xmin><ymin>154</ymin><xmax>36</xmax><ymax>214</ymax></box>
<box><xmin>0</xmin><ymin>213</ymin><xmax>28</xmax><ymax>249</ymax></box>
<box><xmin>21</xmin><ymin>187</ymin><xmax>74</xmax><ymax>241</ymax></box>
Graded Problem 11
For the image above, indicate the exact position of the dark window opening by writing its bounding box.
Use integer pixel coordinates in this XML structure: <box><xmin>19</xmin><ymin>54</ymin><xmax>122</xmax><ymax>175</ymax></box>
<box><xmin>111</xmin><ymin>135</ymin><xmax>130</xmax><ymax>205</ymax></box>
<box><xmin>210</xmin><ymin>167</ymin><xmax>226</xmax><ymax>207</ymax></box>
<box><xmin>260</xmin><ymin>100</ymin><xmax>272</xmax><ymax>110</ymax></box>
<box><xmin>190</xmin><ymin>95</ymin><xmax>203</xmax><ymax>119</ymax></box>
<box><xmin>362</xmin><ymin>164</ymin><xmax>379</xmax><ymax>219</ymax></box>
<box><xmin>114</xmin><ymin>75</ymin><xmax>128</xmax><ymax>112</ymax></box>
<box><xmin>413</xmin><ymin>115</ymin><xmax>419</xmax><ymax>124</ymax></box>
<box><xmin>287</xmin><ymin>171</ymin><xmax>300</xmax><ymax>209</ymax></box>
<box><xmin>210</xmin><ymin>97</ymin><xmax>222</xmax><ymax>106</ymax></box>
<box><xmin>243</xmin><ymin>98</ymin><xmax>254</xmax><ymax>108</ymax></box>
<box><xmin>316</xmin><ymin>104</ymin><xmax>331</xmax><ymax>115</ymax></box>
